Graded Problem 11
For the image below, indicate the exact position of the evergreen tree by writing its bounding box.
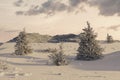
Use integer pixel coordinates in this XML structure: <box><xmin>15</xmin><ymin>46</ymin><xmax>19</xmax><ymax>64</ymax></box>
<box><xmin>15</xmin><ymin>28</ymin><xmax>32</xmax><ymax>55</ymax></box>
<box><xmin>49</xmin><ymin>43</ymin><xmax>68</xmax><ymax>66</ymax></box>
<box><xmin>106</xmin><ymin>34</ymin><xmax>113</xmax><ymax>43</ymax></box>
<box><xmin>77</xmin><ymin>22</ymin><xmax>103</xmax><ymax>60</ymax></box>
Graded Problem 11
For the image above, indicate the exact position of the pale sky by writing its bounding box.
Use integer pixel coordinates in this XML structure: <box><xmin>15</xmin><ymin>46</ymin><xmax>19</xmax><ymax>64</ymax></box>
<box><xmin>0</xmin><ymin>0</ymin><xmax>120</xmax><ymax>42</ymax></box>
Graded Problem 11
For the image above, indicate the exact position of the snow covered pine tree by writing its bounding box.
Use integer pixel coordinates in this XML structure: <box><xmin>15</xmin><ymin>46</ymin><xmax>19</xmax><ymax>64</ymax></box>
<box><xmin>15</xmin><ymin>28</ymin><xmax>32</xmax><ymax>55</ymax></box>
<box><xmin>77</xmin><ymin>22</ymin><xmax>103</xmax><ymax>60</ymax></box>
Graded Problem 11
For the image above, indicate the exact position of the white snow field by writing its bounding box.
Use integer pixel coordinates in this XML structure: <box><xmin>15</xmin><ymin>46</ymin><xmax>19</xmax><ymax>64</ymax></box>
<box><xmin>0</xmin><ymin>42</ymin><xmax>120</xmax><ymax>80</ymax></box>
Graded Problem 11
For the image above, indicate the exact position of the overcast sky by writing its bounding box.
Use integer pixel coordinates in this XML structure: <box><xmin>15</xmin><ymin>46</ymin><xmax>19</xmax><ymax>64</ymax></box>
<box><xmin>0</xmin><ymin>0</ymin><xmax>120</xmax><ymax>42</ymax></box>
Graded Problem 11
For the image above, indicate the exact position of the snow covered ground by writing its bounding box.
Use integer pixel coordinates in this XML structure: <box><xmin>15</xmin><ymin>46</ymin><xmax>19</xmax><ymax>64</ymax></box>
<box><xmin>0</xmin><ymin>42</ymin><xmax>120</xmax><ymax>80</ymax></box>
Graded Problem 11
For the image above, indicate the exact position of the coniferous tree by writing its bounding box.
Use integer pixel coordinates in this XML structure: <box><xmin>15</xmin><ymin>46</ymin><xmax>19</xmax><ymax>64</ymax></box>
<box><xmin>77</xmin><ymin>22</ymin><xmax>103</xmax><ymax>60</ymax></box>
<box><xmin>49</xmin><ymin>43</ymin><xmax>68</xmax><ymax>66</ymax></box>
<box><xmin>15</xmin><ymin>28</ymin><xmax>32</xmax><ymax>55</ymax></box>
<box><xmin>106</xmin><ymin>34</ymin><xmax>113</xmax><ymax>43</ymax></box>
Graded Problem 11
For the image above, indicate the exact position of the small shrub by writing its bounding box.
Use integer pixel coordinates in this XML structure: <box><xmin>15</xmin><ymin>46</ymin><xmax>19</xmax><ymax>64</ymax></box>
<box><xmin>106</xmin><ymin>34</ymin><xmax>114</xmax><ymax>43</ymax></box>
<box><xmin>35</xmin><ymin>48</ymin><xmax>57</xmax><ymax>53</ymax></box>
<box><xmin>0</xmin><ymin>60</ymin><xmax>9</xmax><ymax>70</ymax></box>
<box><xmin>44</xmin><ymin>48</ymin><xmax>57</xmax><ymax>53</ymax></box>
<box><xmin>49</xmin><ymin>43</ymin><xmax>68</xmax><ymax>66</ymax></box>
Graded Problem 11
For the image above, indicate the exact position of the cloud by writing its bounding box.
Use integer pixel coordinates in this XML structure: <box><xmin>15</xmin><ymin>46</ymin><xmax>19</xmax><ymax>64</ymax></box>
<box><xmin>25</xmin><ymin>0</ymin><xmax>68</xmax><ymax>16</ymax></box>
<box><xmin>14</xmin><ymin>0</ymin><xmax>120</xmax><ymax>16</ymax></box>
<box><xmin>107</xmin><ymin>24</ymin><xmax>120</xmax><ymax>31</ymax></box>
<box><xmin>69</xmin><ymin>0</ymin><xmax>87</xmax><ymax>7</ymax></box>
<box><xmin>15</xmin><ymin>0</ymin><xmax>87</xmax><ymax>16</ymax></box>
<box><xmin>16</xmin><ymin>11</ymin><xmax>24</xmax><ymax>15</ymax></box>
<box><xmin>5</xmin><ymin>30</ymin><xmax>20</xmax><ymax>33</ymax></box>
<box><xmin>88</xmin><ymin>0</ymin><xmax>120</xmax><ymax>16</ymax></box>
<box><xmin>14</xmin><ymin>0</ymin><xmax>23</xmax><ymax>7</ymax></box>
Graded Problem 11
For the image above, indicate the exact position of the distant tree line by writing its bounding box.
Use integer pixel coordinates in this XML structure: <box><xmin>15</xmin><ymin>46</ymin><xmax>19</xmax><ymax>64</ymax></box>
<box><xmin>49</xmin><ymin>34</ymin><xmax>79</xmax><ymax>43</ymax></box>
